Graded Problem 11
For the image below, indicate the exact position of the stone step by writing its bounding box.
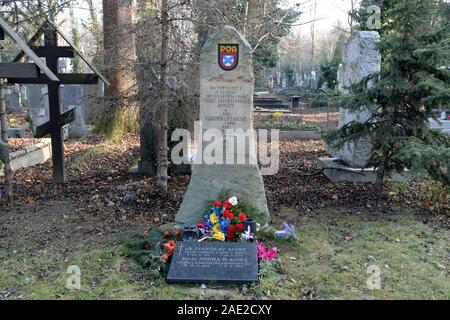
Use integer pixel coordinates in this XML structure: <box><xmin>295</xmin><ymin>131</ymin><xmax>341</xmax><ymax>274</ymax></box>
<box><xmin>254</xmin><ymin>99</ymin><xmax>281</xmax><ymax>103</ymax></box>
<box><xmin>253</xmin><ymin>100</ymin><xmax>284</xmax><ymax>105</ymax></box>
<box><xmin>253</xmin><ymin>96</ymin><xmax>278</xmax><ymax>100</ymax></box>
<box><xmin>254</xmin><ymin>103</ymin><xmax>289</xmax><ymax>109</ymax></box>
<box><xmin>254</xmin><ymin>98</ymin><xmax>281</xmax><ymax>102</ymax></box>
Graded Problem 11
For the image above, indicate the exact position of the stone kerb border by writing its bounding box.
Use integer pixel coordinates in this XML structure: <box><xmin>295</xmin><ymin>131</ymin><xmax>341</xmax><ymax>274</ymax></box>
<box><xmin>1</xmin><ymin>138</ymin><xmax>52</xmax><ymax>176</ymax></box>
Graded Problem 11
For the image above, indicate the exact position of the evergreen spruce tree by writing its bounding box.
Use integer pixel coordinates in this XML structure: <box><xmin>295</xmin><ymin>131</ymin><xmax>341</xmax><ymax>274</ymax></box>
<box><xmin>327</xmin><ymin>0</ymin><xmax>450</xmax><ymax>194</ymax></box>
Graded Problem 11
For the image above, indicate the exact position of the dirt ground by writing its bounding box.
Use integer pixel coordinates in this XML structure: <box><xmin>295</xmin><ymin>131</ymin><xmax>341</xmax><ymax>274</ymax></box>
<box><xmin>0</xmin><ymin>125</ymin><xmax>448</xmax><ymax>299</ymax></box>
<box><xmin>2</xmin><ymin>134</ymin><xmax>443</xmax><ymax>222</ymax></box>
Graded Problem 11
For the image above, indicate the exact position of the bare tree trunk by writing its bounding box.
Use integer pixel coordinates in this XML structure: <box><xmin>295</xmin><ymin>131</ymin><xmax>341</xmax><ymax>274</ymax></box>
<box><xmin>309</xmin><ymin>0</ymin><xmax>317</xmax><ymax>74</ymax></box>
<box><xmin>0</xmin><ymin>77</ymin><xmax>12</xmax><ymax>204</ymax></box>
<box><xmin>100</xmin><ymin>0</ymin><xmax>138</xmax><ymax>140</ymax></box>
<box><xmin>136</xmin><ymin>0</ymin><xmax>157</xmax><ymax>175</ymax></box>
<box><xmin>86</xmin><ymin>0</ymin><xmax>102</xmax><ymax>46</ymax></box>
<box><xmin>103</xmin><ymin>0</ymin><xmax>136</xmax><ymax>98</ymax></box>
<box><xmin>243</xmin><ymin>0</ymin><xmax>250</xmax><ymax>37</ymax></box>
<box><xmin>156</xmin><ymin>0</ymin><xmax>169</xmax><ymax>190</ymax></box>
<box><xmin>69</xmin><ymin>7</ymin><xmax>82</xmax><ymax>72</ymax></box>
<box><xmin>348</xmin><ymin>0</ymin><xmax>355</xmax><ymax>33</ymax></box>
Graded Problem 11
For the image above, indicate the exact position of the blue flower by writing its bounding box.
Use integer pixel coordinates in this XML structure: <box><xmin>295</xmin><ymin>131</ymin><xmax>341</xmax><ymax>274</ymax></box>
<box><xmin>205</xmin><ymin>221</ymin><xmax>213</xmax><ymax>228</ymax></box>
<box><xmin>273</xmin><ymin>222</ymin><xmax>297</xmax><ymax>240</ymax></box>
<box><xmin>220</xmin><ymin>218</ymin><xmax>230</xmax><ymax>232</ymax></box>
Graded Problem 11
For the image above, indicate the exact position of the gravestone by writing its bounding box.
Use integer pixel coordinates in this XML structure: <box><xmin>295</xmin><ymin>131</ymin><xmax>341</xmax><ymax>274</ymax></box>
<box><xmin>30</xmin><ymin>106</ymin><xmax>48</xmax><ymax>131</ymax></box>
<box><xmin>61</xmin><ymin>85</ymin><xmax>87</xmax><ymax>138</ymax></box>
<box><xmin>3</xmin><ymin>85</ymin><xmax>21</xmax><ymax>112</ymax></box>
<box><xmin>84</xmin><ymin>82</ymin><xmax>104</xmax><ymax>124</ymax></box>
<box><xmin>63</xmin><ymin>104</ymin><xmax>86</xmax><ymax>138</ymax></box>
<box><xmin>175</xmin><ymin>26</ymin><xmax>269</xmax><ymax>227</ymax></box>
<box><xmin>167</xmin><ymin>241</ymin><xmax>258</xmax><ymax>284</ymax></box>
<box><xmin>328</xmin><ymin>31</ymin><xmax>381</xmax><ymax>167</ymax></box>
<box><xmin>25</xmin><ymin>84</ymin><xmax>44</xmax><ymax>109</ymax></box>
<box><xmin>61</xmin><ymin>84</ymin><xmax>83</xmax><ymax>106</ymax></box>
<box><xmin>27</xmin><ymin>85</ymin><xmax>48</xmax><ymax>133</ymax></box>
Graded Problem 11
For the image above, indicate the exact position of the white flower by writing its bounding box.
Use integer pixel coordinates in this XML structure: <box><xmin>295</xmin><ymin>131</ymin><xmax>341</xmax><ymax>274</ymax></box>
<box><xmin>228</xmin><ymin>196</ymin><xmax>238</xmax><ymax>206</ymax></box>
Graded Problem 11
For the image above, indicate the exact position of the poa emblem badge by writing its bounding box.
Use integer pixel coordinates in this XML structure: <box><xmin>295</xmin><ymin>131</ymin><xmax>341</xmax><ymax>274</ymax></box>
<box><xmin>218</xmin><ymin>44</ymin><xmax>239</xmax><ymax>71</ymax></box>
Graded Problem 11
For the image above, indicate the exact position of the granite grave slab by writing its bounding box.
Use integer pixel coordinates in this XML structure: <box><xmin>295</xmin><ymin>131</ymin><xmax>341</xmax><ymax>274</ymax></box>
<box><xmin>167</xmin><ymin>241</ymin><xmax>258</xmax><ymax>284</ymax></box>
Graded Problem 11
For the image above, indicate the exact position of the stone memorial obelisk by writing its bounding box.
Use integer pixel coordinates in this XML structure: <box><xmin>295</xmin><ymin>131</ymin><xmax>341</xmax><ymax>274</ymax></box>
<box><xmin>175</xmin><ymin>26</ymin><xmax>269</xmax><ymax>227</ymax></box>
<box><xmin>328</xmin><ymin>31</ymin><xmax>381</xmax><ymax>167</ymax></box>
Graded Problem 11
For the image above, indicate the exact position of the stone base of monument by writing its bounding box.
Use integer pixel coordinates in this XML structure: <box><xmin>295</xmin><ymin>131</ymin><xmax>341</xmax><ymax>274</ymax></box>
<box><xmin>175</xmin><ymin>164</ymin><xmax>269</xmax><ymax>227</ymax></box>
<box><xmin>317</xmin><ymin>157</ymin><xmax>411</xmax><ymax>183</ymax></box>
<box><xmin>167</xmin><ymin>241</ymin><xmax>258</xmax><ymax>284</ymax></box>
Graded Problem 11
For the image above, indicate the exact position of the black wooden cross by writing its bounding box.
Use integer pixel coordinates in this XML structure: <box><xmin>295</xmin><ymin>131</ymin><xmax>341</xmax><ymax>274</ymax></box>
<box><xmin>5</xmin><ymin>27</ymin><xmax>101</xmax><ymax>184</ymax></box>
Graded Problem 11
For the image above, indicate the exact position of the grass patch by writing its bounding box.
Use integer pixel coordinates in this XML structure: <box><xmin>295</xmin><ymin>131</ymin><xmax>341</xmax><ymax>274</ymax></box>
<box><xmin>262</xmin><ymin>210</ymin><xmax>449</xmax><ymax>299</ymax></box>
<box><xmin>0</xmin><ymin>209</ymin><xmax>448</xmax><ymax>299</ymax></box>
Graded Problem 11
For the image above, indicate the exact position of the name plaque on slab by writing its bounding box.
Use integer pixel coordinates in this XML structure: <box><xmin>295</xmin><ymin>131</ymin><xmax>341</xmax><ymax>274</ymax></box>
<box><xmin>167</xmin><ymin>241</ymin><xmax>258</xmax><ymax>284</ymax></box>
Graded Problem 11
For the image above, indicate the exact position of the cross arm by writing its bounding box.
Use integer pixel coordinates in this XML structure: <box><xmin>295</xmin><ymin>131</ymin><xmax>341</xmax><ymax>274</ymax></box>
<box><xmin>6</xmin><ymin>73</ymin><xmax>99</xmax><ymax>85</ymax></box>
<box><xmin>0</xmin><ymin>63</ymin><xmax>39</xmax><ymax>78</ymax></box>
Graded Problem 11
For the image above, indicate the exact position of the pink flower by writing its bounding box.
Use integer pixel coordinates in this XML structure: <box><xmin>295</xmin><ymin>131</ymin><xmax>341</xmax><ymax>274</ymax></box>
<box><xmin>257</xmin><ymin>242</ymin><xmax>278</xmax><ymax>262</ymax></box>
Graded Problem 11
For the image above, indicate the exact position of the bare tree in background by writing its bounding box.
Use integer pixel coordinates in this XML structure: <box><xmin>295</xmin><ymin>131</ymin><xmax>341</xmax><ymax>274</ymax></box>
<box><xmin>0</xmin><ymin>0</ymin><xmax>74</xmax><ymax>26</ymax></box>
<box><xmin>309</xmin><ymin>0</ymin><xmax>317</xmax><ymax>74</ymax></box>
<box><xmin>134</xmin><ymin>0</ymin><xmax>199</xmax><ymax>189</ymax></box>
<box><xmin>155</xmin><ymin>0</ymin><xmax>170</xmax><ymax>189</ymax></box>
<box><xmin>98</xmin><ymin>0</ymin><xmax>137</xmax><ymax>140</ymax></box>
<box><xmin>85</xmin><ymin>0</ymin><xmax>102</xmax><ymax>46</ymax></box>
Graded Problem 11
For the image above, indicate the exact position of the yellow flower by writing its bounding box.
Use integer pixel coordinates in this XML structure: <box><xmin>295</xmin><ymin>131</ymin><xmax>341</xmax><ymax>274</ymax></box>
<box><xmin>213</xmin><ymin>231</ymin><xmax>225</xmax><ymax>241</ymax></box>
<box><xmin>212</xmin><ymin>224</ymin><xmax>220</xmax><ymax>233</ymax></box>
<box><xmin>210</xmin><ymin>214</ymin><xmax>218</xmax><ymax>224</ymax></box>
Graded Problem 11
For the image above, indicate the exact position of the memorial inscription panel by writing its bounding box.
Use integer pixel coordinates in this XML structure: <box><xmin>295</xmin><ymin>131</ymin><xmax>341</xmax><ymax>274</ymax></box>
<box><xmin>201</xmin><ymin>81</ymin><xmax>253</xmax><ymax>130</ymax></box>
<box><xmin>167</xmin><ymin>241</ymin><xmax>258</xmax><ymax>284</ymax></box>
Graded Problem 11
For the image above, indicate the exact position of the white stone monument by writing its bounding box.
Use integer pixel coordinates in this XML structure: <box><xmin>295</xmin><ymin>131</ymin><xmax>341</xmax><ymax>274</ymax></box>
<box><xmin>329</xmin><ymin>31</ymin><xmax>381</xmax><ymax>167</ymax></box>
<box><xmin>175</xmin><ymin>26</ymin><xmax>269</xmax><ymax>227</ymax></box>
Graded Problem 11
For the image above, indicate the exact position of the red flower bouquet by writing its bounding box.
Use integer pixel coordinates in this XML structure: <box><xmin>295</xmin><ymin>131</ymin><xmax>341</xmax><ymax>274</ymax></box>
<box><xmin>198</xmin><ymin>196</ymin><xmax>251</xmax><ymax>241</ymax></box>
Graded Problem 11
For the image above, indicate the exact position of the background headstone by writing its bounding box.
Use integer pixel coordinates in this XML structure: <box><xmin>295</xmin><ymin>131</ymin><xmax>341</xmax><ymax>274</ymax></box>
<box><xmin>84</xmin><ymin>82</ymin><xmax>104</xmax><ymax>124</ymax></box>
<box><xmin>175</xmin><ymin>25</ymin><xmax>269</xmax><ymax>227</ymax></box>
<box><xmin>63</xmin><ymin>104</ymin><xmax>86</xmax><ymax>138</ymax></box>
<box><xmin>328</xmin><ymin>31</ymin><xmax>381</xmax><ymax>168</ymax></box>
<box><xmin>61</xmin><ymin>85</ymin><xmax>87</xmax><ymax>138</ymax></box>
<box><xmin>26</xmin><ymin>84</ymin><xmax>49</xmax><ymax>134</ymax></box>
<box><xmin>3</xmin><ymin>85</ymin><xmax>21</xmax><ymax>113</ymax></box>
